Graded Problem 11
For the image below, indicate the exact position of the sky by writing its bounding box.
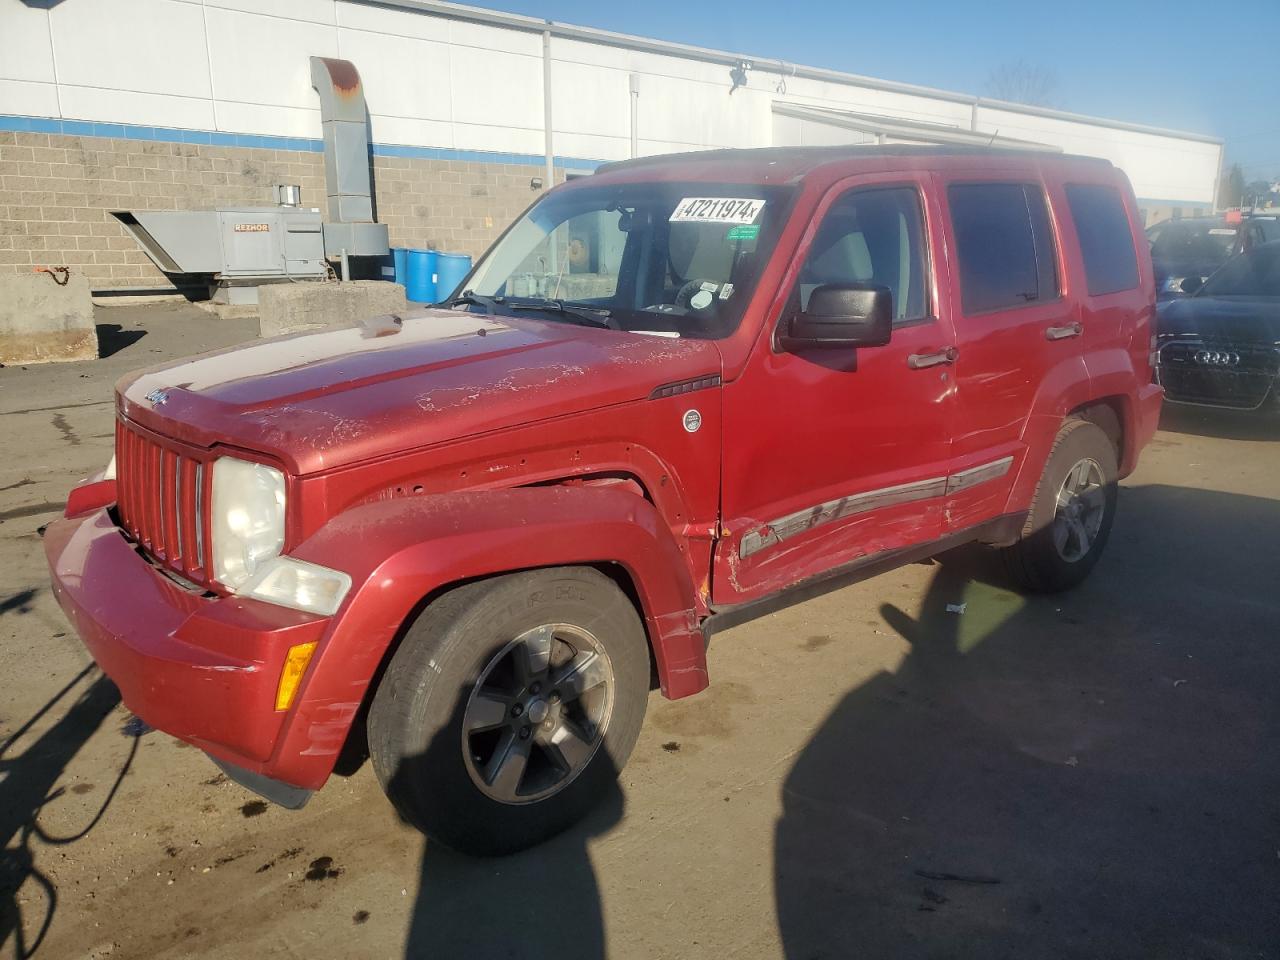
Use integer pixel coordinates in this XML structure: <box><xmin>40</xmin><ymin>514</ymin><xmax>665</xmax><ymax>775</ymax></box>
<box><xmin>468</xmin><ymin>0</ymin><xmax>1279</xmax><ymax>183</ymax></box>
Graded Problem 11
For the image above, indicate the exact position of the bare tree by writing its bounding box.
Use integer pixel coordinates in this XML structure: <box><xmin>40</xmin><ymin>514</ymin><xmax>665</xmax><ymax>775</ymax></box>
<box><xmin>984</xmin><ymin>61</ymin><xmax>1060</xmax><ymax>108</ymax></box>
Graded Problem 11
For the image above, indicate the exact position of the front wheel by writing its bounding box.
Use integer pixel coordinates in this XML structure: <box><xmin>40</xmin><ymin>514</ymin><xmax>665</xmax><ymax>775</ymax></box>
<box><xmin>999</xmin><ymin>419</ymin><xmax>1119</xmax><ymax>593</ymax></box>
<box><xmin>368</xmin><ymin>567</ymin><xmax>649</xmax><ymax>856</ymax></box>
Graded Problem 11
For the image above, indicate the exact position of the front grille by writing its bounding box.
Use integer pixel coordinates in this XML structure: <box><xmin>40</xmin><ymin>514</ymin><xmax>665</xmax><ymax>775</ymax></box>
<box><xmin>115</xmin><ymin>419</ymin><xmax>213</xmax><ymax>585</ymax></box>
<box><xmin>1157</xmin><ymin>341</ymin><xmax>1279</xmax><ymax>409</ymax></box>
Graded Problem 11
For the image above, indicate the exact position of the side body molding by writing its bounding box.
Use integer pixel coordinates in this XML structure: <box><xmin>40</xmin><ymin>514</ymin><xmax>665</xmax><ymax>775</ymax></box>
<box><xmin>272</xmin><ymin>486</ymin><xmax>705</xmax><ymax>788</ymax></box>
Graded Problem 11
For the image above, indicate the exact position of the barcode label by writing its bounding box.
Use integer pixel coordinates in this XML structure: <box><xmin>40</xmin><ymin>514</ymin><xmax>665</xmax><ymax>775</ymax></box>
<box><xmin>670</xmin><ymin>197</ymin><xmax>765</xmax><ymax>224</ymax></box>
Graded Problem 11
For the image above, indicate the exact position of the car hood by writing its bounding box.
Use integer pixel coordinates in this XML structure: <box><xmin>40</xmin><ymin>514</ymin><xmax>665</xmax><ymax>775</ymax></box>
<box><xmin>1156</xmin><ymin>295</ymin><xmax>1280</xmax><ymax>345</ymax></box>
<box><xmin>119</xmin><ymin>308</ymin><xmax>722</xmax><ymax>475</ymax></box>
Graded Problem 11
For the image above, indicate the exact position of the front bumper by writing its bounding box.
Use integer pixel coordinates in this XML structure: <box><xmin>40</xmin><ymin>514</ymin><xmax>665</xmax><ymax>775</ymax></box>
<box><xmin>45</xmin><ymin>503</ymin><xmax>332</xmax><ymax>789</ymax></box>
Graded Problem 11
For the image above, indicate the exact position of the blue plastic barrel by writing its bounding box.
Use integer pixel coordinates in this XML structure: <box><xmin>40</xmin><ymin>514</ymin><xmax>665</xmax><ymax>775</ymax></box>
<box><xmin>434</xmin><ymin>252</ymin><xmax>473</xmax><ymax>303</ymax></box>
<box><xmin>392</xmin><ymin>247</ymin><xmax>408</xmax><ymax>285</ymax></box>
<box><xmin>405</xmin><ymin>249</ymin><xmax>438</xmax><ymax>304</ymax></box>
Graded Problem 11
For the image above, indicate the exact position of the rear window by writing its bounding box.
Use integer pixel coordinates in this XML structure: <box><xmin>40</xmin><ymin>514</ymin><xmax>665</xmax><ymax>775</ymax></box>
<box><xmin>948</xmin><ymin>183</ymin><xmax>1059</xmax><ymax>314</ymax></box>
<box><xmin>1066</xmin><ymin>184</ymin><xmax>1139</xmax><ymax>296</ymax></box>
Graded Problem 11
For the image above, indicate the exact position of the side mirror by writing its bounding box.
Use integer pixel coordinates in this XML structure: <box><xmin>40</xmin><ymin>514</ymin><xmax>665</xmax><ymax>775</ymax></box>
<box><xmin>779</xmin><ymin>283</ymin><xmax>893</xmax><ymax>351</ymax></box>
<box><xmin>1179</xmin><ymin>275</ymin><xmax>1204</xmax><ymax>295</ymax></box>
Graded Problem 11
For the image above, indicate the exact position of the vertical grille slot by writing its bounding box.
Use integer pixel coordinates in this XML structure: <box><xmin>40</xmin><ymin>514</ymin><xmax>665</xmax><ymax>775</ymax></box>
<box><xmin>115</xmin><ymin>420</ymin><xmax>211</xmax><ymax>585</ymax></box>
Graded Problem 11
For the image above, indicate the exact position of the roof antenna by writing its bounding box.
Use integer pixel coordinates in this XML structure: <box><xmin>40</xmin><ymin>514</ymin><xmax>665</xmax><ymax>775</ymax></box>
<box><xmin>987</xmin><ymin>129</ymin><xmax>1000</xmax><ymax>146</ymax></box>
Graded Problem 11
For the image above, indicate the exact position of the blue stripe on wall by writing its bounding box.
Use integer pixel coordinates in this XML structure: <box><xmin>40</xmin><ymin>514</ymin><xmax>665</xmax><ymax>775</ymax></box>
<box><xmin>0</xmin><ymin>114</ymin><xmax>602</xmax><ymax>171</ymax></box>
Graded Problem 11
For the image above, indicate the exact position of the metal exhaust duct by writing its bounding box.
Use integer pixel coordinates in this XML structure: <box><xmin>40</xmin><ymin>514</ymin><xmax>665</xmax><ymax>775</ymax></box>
<box><xmin>311</xmin><ymin>56</ymin><xmax>374</xmax><ymax>224</ymax></box>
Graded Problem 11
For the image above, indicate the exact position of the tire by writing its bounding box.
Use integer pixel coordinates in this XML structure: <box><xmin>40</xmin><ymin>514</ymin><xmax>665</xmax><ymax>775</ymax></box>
<box><xmin>368</xmin><ymin>566</ymin><xmax>649</xmax><ymax>856</ymax></box>
<box><xmin>999</xmin><ymin>419</ymin><xmax>1119</xmax><ymax>593</ymax></box>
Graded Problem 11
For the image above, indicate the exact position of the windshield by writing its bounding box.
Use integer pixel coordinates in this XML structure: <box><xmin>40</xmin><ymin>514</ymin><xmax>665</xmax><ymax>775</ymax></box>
<box><xmin>463</xmin><ymin>181</ymin><xmax>794</xmax><ymax>338</ymax></box>
<box><xmin>1147</xmin><ymin>220</ymin><xmax>1238</xmax><ymax>265</ymax></box>
<box><xmin>1198</xmin><ymin>243</ymin><xmax>1280</xmax><ymax>298</ymax></box>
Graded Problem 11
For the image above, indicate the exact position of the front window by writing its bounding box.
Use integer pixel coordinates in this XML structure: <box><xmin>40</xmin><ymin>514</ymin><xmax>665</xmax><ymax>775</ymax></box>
<box><xmin>1147</xmin><ymin>220</ymin><xmax>1238</xmax><ymax>266</ymax></box>
<box><xmin>1197</xmin><ymin>244</ymin><xmax>1280</xmax><ymax>299</ymax></box>
<box><xmin>463</xmin><ymin>181</ymin><xmax>793</xmax><ymax>338</ymax></box>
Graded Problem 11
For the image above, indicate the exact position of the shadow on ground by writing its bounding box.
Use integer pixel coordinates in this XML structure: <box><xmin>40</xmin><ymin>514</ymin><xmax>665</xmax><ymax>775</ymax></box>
<box><xmin>776</xmin><ymin>483</ymin><xmax>1280</xmax><ymax>958</ymax></box>
<box><xmin>394</xmin><ymin>683</ymin><xmax>625</xmax><ymax>960</ymax></box>
<box><xmin>94</xmin><ymin>323</ymin><xmax>147</xmax><ymax>360</ymax></box>
<box><xmin>0</xmin><ymin>664</ymin><xmax>135</xmax><ymax>959</ymax></box>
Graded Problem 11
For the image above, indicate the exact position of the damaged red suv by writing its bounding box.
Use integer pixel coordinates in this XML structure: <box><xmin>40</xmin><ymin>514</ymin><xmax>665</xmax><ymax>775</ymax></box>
<box><xmin>47</xmin><ymin>146</ymin><xmax>1161</xmax><ymax>855</ymax></box>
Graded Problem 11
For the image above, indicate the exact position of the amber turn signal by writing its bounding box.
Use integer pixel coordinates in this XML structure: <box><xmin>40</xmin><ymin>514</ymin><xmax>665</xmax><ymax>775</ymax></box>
<box><xmin>275</xmin><ymin>641</ymin><xmax>318</xmax><ymax>711</ymax></box>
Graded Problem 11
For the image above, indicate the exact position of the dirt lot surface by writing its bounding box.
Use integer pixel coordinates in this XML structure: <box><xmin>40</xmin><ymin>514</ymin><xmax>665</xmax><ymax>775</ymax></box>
<box><xmin>2</xmin><ymin>303</ymin><xmax>1279</xmax><ymax>959</ymax></box>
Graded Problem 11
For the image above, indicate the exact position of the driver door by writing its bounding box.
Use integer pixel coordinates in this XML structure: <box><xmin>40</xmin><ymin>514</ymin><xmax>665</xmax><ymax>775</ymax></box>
<box><xmin>713</xmin><ymin>175</ymin><xmax>958</xmax><ymax>606</ymax></box>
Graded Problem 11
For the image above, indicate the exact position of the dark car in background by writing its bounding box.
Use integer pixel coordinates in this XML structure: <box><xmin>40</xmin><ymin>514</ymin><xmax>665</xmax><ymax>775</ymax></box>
<box><xmin>1156</xmin><ymin>240</ymin><xmax>1280</xmax><ymax>411</ymax></box>
<box><xmin>1147</xmin><ymin>215</ymin><xmax>1280</xmax><ymax>300</ymax></box>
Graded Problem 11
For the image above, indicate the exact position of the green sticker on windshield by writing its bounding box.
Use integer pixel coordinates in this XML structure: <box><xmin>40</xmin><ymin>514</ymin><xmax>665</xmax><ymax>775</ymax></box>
<box><xmin>726</xmin><ymin>224</ymin><xmax>760</xmax><ymax>242</ymax></box>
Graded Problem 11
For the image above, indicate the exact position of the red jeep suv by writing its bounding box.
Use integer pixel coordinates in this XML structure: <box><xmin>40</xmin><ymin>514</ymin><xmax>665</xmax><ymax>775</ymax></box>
<box><xmin>47</xmin><ymin>146</ymin><xmax>1161</xmax><ymax>855</ymax></box>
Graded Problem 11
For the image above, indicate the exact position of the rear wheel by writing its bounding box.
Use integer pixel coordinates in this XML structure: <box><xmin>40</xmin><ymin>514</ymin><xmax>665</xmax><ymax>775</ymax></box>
<box><xmin>1000</xmin><ymin>419</ymin><xmax>1118</xmax><ymax>592</ymax></box>
<box><xmin>368</xmin><ymin>567</ymin><xmax>649</xmax><ymax>856</ymax></box>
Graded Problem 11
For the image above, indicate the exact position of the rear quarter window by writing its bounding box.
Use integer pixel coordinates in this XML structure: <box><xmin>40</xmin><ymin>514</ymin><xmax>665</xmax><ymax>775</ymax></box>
<box><xmin>1065</xmin><ymin>184</ymin><xmax>1140</xmax><ymax>296</ymax></box>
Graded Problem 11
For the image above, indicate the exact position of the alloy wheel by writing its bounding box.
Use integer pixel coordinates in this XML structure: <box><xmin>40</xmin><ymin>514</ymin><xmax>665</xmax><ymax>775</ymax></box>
<box><xmin>461</xmin><ymin>623</ymin><xmax>614</xmax><ymax>804</ymax></box>
<box><xmin>1052</xmin><ymin>457</ymin><xmax>1106</xmax><ymax>563</ymax></box>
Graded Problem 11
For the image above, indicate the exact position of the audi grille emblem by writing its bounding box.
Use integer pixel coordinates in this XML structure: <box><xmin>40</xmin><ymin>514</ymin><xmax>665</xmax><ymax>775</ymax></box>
<box><xmin>1193</xmin><ymin>350</ymin><xmax>1240</xmax><ymax>367</ymax></box>
<box><xmin>144</xmin><ymin>387</ymin><xmax>170</xmax><ymax>405</ymax></box>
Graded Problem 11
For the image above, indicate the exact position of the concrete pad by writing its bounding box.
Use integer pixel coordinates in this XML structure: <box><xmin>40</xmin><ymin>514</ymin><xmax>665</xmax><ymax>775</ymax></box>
<box><xmin>258</xmin><ymin>279</ymin><xmax>407</xmax><ymax>338</ymax></box>
<box><xmin>0</xmin><ymin>271</ymin><xmax>97</xmax><ymax>364</ymax></box>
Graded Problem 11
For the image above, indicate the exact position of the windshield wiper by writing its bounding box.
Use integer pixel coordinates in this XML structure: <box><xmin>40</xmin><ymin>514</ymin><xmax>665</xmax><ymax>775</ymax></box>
<box><xmin>444</xmin><ymin>290</ymin><xmax>503</xmax><ymax>314</ymax></box>
<box><xmin>509</xmin><ymin>298</ymin><xmax>616</xmax><ymax>330</ymax></box>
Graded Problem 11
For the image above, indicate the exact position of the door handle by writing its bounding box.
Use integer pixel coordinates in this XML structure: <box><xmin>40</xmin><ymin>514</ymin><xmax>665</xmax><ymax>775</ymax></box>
<box><xmin>907</xmin><ymin>346</ymin><xmax>958</xmax><ymax>369</ymax></box>
<box><xmin>1046</xmin><ymin>322</ymin><xmax>1083</xmax><ymax>341</ymax></box>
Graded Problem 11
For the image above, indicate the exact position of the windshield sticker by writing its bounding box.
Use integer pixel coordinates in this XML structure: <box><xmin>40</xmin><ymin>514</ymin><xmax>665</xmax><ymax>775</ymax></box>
<box><xmin>725</xmin><ymin>224</ymin><xmax>761</xmax><ymax>242</ymax></box>
<box><xmin>690</xmin><ymin>290</ymin><xmax>714</xmax><ymax>309</ymax></box>
<box><xmin>1208</xmin><ymin>228</ymin><xmax>1237</xmax><ymax>235</ymax></box>
<box><xmin>719</xmin><ymin>283</ymin><xmax>735</xmax><ymax>300</ymax></box>
<box><xmin>670</xmin><ymin>197</ymin><xmax>765</xmax><ymax>224</ymax></box>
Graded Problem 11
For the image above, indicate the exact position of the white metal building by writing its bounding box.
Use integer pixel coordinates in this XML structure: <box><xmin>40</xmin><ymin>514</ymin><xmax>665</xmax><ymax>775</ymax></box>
<box><xmin>0</xmin><ymin>0</ymin><xmax>1223</xmax><ymax>286</ymax></box>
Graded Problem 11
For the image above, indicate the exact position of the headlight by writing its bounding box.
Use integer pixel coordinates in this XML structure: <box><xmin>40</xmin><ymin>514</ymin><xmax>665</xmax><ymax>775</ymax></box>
<box><xmin>211</xmin><ymin>457</ymin><xmax>286</xmax><ymax>590</ymax></box>
<box><xmin>242</xmin><ymin>557</ymin><xmax>352</xmax><ymax>616</ymax></box>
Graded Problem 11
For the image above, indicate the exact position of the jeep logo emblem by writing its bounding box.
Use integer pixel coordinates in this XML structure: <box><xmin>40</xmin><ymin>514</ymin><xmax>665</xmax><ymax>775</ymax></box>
<box><xmin>682</xmin><ymin>409</ymin><xmax>702</xmax><ymax>433</ymax></box>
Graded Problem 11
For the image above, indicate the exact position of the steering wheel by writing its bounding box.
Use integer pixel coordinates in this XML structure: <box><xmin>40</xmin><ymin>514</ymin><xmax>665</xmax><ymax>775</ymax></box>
<box><xmin>675</xmin><ymin>279</ymin><xmax>719</xmax><ymax>311</ymax></box>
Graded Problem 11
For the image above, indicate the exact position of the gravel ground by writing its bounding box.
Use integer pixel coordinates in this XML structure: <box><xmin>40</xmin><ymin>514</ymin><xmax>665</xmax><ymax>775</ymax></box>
<box><xmin>2</xmin><ymin>303</ymin><xmax>1278</xmax><ymax>960</ymax></box>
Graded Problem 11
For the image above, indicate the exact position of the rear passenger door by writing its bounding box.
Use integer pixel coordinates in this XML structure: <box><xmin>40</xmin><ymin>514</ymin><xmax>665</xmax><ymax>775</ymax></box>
<box><xmin>938</xmin><ymin>178</ymin><xmax>1082</xmax><ymax>531</ymax></box>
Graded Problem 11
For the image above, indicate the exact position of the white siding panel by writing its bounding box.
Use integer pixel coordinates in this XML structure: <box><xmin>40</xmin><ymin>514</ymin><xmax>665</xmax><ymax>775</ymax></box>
<box><xmin>0</xmin><ymin>79</ymin><xmax>60</xmax><ymax>118</ymax></box>
<box><xmin>335</xmin><ymin>2</ymin><xmax>450</xmax><ymax>44</ymax></box>
<box><xmin>0</xmin><ymin>2</ymin><xmax>55</xmax><ymax>84</ymax></box>
<box><xmin>552</xmin><ymin>130</ymin><xmax>628</xmax><ymax>163</ymax></box>
<box><xmin>58</xmin><ymin>85</ymin><xmax>215</xmax><ymax>129</ymax></box>
<box><xmin>636</xmin><ymin>75</ymin><xmax>770</xmax><ymax>149</ymax></box>
<box><xmin>216</xmin><ymin>101</ymin><xmax>322</xmax><ymax>139</ymax></box>
<box><xmin>452</xmin><ymin>121</ymin><xmax>543</xmax><ymax>156</ymax></box>
<box><xmin>449</xmin><ymin>20</ymin><xmax>542</xmax><ymax>58</ymax></box>
<box><xmin>976</xmin><ymin>105</ymin><xmax>1220</xmax><ymax>204</ymax></box>
<box><xmin>205</xmin><ymin>0</ymin><xmax>337</xmax><ymax>26</ymax></box>
<box><xmin>49</xmin><ymin>0</ymin><xmax>211</xmax><ymax>100</ymax></box>
<box><xmin>551</xmin><ymin>60</ymin><xmax>629</xmax><ymax>138</ymax></box>
<box><xmin>205</xmin><ymin>6</ymin><xmax>337</xmax><ymax>111</ymax></box>
<box><xmin>339</xmin><ymin>28</ymin><xmax>453</xmax><ymax>123</ymax></box>
<box><xmin>450</xmin><ymin>51</ymin><xmax>542</xmax><ymax>131</ymax></box>
<box><xmin>369</xmin><ymin>114</ymin><xmax>455</xmax><ymax>150</ymax></box>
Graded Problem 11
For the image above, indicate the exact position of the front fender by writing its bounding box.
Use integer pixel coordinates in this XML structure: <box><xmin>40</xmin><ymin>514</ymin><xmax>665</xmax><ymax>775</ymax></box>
<box><xmin>269</xmin><ymin>486</ymin><xmax>706</xmax><ymax>787</ymax></box>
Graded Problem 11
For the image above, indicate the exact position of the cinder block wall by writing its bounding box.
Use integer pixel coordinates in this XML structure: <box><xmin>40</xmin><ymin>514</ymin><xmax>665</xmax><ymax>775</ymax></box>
<box><xmin>0</xmin><ymin>131</ymin><xmax>546</xmax><ymax>290</ymax></box>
